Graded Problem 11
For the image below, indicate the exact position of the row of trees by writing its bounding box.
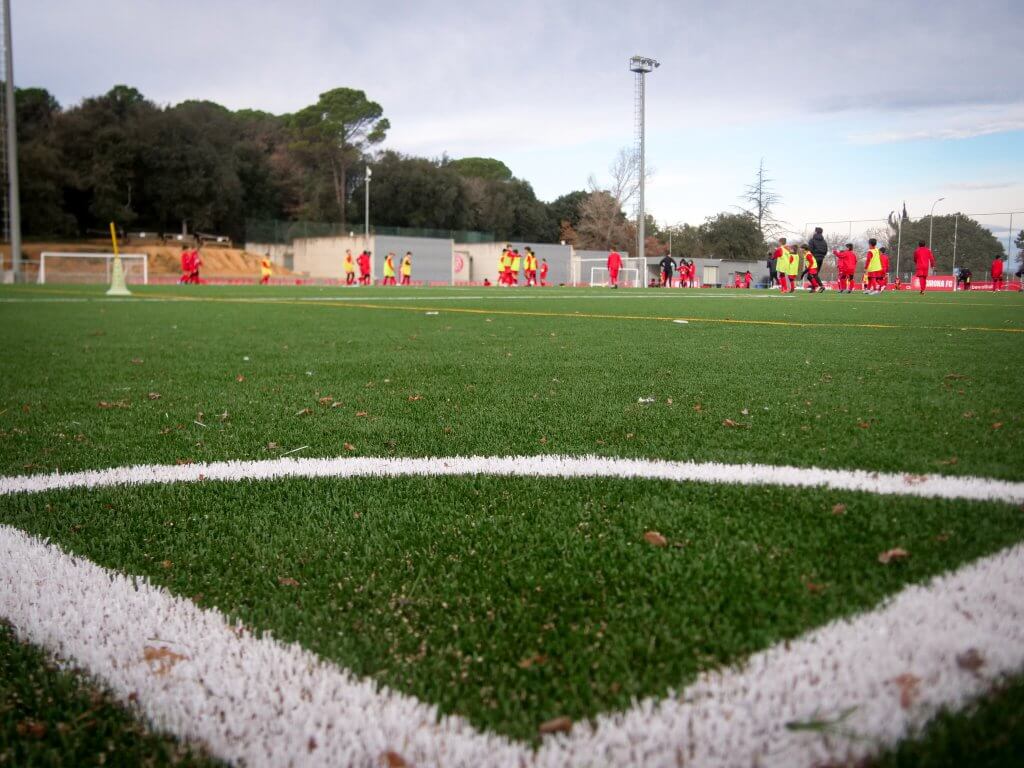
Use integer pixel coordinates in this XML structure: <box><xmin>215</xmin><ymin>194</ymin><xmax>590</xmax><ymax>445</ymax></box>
<box><xmin>15</xmin><ymin>84</ymin><xmax>596</xmax><ymax>243</ymax></box>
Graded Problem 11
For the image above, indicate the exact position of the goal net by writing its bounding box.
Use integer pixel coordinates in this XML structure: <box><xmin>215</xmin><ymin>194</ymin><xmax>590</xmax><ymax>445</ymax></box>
<box><xmin>37</xmin><ymin>252</ymin><xmax>149</xmax><ymax>285</ymax></box>
<box><xmin>572</xmin><ymin>257</ymin><xmax>644</xmax><ymax>287</ymax></box>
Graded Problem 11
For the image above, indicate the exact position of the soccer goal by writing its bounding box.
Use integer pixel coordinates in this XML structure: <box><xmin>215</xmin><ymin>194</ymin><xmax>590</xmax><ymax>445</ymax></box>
<box><xmin>572</xmin><ymin>257</ymin><xmax>644</xmax><ymax>287</ymax></box>
<box><xmin>37</xmin><ymin>252</ymin><xmax>149</xmax><ymax>285</ymax></box>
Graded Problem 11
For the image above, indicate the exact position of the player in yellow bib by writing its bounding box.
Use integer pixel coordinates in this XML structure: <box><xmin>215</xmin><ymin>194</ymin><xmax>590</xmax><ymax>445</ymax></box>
<box><xmin>259</xmin><ymin>255</ymin><xmax>272</xmax><ymax>285</ymax></box>
<box><xmin>400</xmin><ymin>252</ymin><xmax>412</xmax><ymax>285</ymax></box>
<box><xmin>343</xmin><ymin>250</ymin><xmax>356</xmax><ymax>285</ymax></box>
<box><xmin>383</xmin><ymin>252</ymin><xmax>397</xmax><ymax>286</ymax></box>
<box><xmin>864</xmin><ymin>238</ymin><xmax>883</xmax><ymax>294</ymax></box>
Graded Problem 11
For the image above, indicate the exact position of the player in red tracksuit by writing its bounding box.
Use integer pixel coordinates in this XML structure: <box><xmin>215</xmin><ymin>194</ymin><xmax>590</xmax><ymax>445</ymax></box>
<box><xmin>991</xmin><ymin>255</ymin><xmax>1005</xmax><ymax>291</ymax></box>
<box><xmin>540</xmin><ymin>258</ymin><xmax>549</xmax><ymax>286</ymax></box>
<box><xmin>743</xmin><ymin>270</ymin><xmax>752</xmax><ymax>289</ymax></box>
<box><xmin>913</xmin><ymin>240</ymin><xmax>934</xmax><ymax>294</ymax></box>
<box><xmin>772</xmin><ymin>238</ymin><xmax>791</xmax><ymax>293</ymax></box>
<box><xmin>832</xmin><ymin>243</ymin><xmax>857</xmax><ymax>293</ymax></box>
<box><xmin>179</xmin><ymin>245</ymin><xmax>192</xmax><ymax>284</ymax></box>
<box><xmin>188</xmin><ymin>246</ymin><xmax>202</xmax><ymax>284</ymax></box>
<box><xmin>357</xmin><ymin>251</ymin><xmax>372</xmax><ymax>285</ymax></box>
<box><xmin>607</xmin><ymin>250</ymin><xmax>623</xmax><ymax>289</ymax></box>
<box><xmin>878</xmin><ymin>248</ymin><xmax>891</xmax><ymax>291</ymax></box>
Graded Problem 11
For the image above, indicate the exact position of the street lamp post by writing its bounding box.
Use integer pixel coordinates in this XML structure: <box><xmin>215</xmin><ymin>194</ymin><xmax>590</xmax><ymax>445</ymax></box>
<box><xmin>928</xmin><ymin>196</ymin><xmax>944</xmax><ymax>252</ymax></box>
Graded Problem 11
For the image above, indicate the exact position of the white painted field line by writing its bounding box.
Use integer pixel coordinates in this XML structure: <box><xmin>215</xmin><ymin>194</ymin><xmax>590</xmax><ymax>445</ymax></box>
<box><xmin>2</xmin><ymin>524</ymin><xmax>1023</xmax><ymax>767</ymax></box>
<box><xmin>3</xmin><ymin>453</ymin><xmax>1024</xmax><ymax>505</ymax></box>
<box><xmin>534</xmin><ymin>541</ymin><xmax>1024</xmax><ymax>768</ymax></box>
<box><xmin>0</xmin><ymin>524</ymin><xmax>522</xmax><ymax>768</ymax></box>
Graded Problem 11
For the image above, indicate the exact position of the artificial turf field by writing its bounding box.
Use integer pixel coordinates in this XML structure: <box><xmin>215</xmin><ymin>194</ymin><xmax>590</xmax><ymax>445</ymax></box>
<box><xmin>1</xmin><ymin>283</ymin><xmax>1023</xmax><ymax>766</ymax></box>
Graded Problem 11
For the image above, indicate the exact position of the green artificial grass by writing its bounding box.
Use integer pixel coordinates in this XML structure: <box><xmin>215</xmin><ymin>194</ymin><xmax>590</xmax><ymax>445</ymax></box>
<box><xmin>0</xmin><ymin>621</ymin><xmax>221</xmax><ymax>767</ymax></box>
<box><xmin>0</xmin><ymin>286</ymin><xmax>1021</xmax><ymax>480</ymax></box>
<box><xmin>2</xmin><ymin>476</ymin><xmax>1021</xmax><ymax>741</ymax></box>
<box><xmin>2</xmin><ymin>284</ymin><xmax>1023</xmax><ymax>757</ymax></box>
<box><xmin>871</xmin><ymin>676</ymin><xmax>1024</xmax><ymax>767</ymax></box>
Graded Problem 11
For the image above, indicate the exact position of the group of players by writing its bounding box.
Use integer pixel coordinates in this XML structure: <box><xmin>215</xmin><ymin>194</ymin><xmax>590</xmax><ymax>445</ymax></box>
<box><xmin>495</xmin><ymin>246</ymin><xmax>548</xmax><ymax>286</ymax></box>
<box><xmin>177</xmin><ymin>244</ymin><xmax>204</xmax><ymax>284</ymax></box>
<box><xmin>772</xmin><ymin>235</ymin><xmax>935</xmax><ymax>295</ymax></box>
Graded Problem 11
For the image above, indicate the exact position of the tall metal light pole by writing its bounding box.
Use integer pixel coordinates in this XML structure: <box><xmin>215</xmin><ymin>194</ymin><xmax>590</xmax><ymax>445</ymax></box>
<box><xmin>928</xmin><ymin>196</ymin><xmax>944</xmax><ymax>250</ymax></box>
<box><xmin>364</xmin><ymin>165</ymin><xmax>372</xmax><ymax>280</ymax></box>
<box><xmin>630</xmin><ymin>55</ymin><xmax>659</xmax><ymax>283</ymax></box>
<box><xmin>2</xmin><ymin>0</ymin><xmax>21</xmax><ymax>282</ymax></box>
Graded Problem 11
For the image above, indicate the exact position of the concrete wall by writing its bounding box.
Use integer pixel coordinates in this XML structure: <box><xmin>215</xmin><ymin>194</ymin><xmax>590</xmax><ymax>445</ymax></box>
<box><xmin>292</xmin><ymin>236</ymin><xmax>368</xmax><ymax>279</ymax></box>
<box><xmin>374</xmin><ymin>235</ymin><xmax>454</xmax><ymax>284</ymax></box>
<box><xmin>459</xmin><ymin>242</ymin><xmax>505</xmax><ymax>284</ymax></box>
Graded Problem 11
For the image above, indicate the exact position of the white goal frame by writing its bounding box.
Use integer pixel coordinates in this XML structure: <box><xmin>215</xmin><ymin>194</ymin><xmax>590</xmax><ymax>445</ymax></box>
<box><xmin>38</xmin><ymin>252</ymin><xmax>149</xmax><ymax>285</ymax></box>
<box><xmin>573</xmin><ymin>256</ymin><xmax>644</xmax><ymax>287</ymax></box>
<box><xmin>589</xmin><ymin>266</ymin><xmax>640</xmax><ymax>288</ymax></box>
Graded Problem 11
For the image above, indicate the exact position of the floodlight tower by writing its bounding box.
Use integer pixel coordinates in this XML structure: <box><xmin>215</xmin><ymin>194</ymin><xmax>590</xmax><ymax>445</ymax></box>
<box><xmin>630</xmin><ymin>55</ymin><xmax>658</xmax><ymax>280</ymax></box>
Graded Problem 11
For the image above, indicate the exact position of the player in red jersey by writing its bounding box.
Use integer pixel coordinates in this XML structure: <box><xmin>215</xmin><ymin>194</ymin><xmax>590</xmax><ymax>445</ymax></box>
<box><xmin>832</xmin><ymin>243</ymin><xmax>857</xmax><ymax>293</ymax></box>
<box><xmin>878</xmin><ymin>247</ymin><xmax>891</xmax><ymax>291</ymax></box>
<box><xmin>912</xmin><ymin>240</ymin><xmax>934</xmax><ymax>294</ymax></box>
<box><xmin>991</xmin><ymin>255</ymin><xmax>1005</xmax><ymax>291</ymax></box>
<box><xmin>357</xmin><ymin>250</ymin><xmax>372</xmax><ymax>285</ymax></box>
<box><xmin>607</xmin><ymin>250</ymin><xmax>623</xmax><ymax>289</ymax></box>
<box><xmin>540</xmin><ymin>258</ymin><xmax>549</xmax><ymax>286</ymax></box>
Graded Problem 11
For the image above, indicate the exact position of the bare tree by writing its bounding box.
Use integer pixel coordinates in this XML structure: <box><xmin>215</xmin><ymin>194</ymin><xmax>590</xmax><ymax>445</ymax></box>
<box><xmin>576</xmin><ymin>148</ymin><xmax>643</xmax><ymax>251</ymax></box>
<box><xmin>739</xmin><ymin>159</ymin><xmax>783</xmax><ymax>243</ymax></box>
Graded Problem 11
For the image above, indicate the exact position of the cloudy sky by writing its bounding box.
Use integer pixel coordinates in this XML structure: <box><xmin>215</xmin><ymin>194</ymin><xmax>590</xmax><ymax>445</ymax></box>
<box><xmin>14</xmin><ymin>0</ymin><xmax>1024</xmax><ymax>245</ymax></box>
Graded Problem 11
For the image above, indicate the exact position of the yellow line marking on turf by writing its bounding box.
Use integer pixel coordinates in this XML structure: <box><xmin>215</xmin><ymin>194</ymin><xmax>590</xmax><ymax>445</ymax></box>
<box><xmin>141</xmin><ymin>295</ymin><xmax>1024</xmax><ymax>334</ymax></box>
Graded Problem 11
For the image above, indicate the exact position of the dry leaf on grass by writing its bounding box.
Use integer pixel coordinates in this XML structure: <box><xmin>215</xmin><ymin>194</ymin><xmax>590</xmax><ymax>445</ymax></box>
<box><xmin>693</xmin><ymin>403</ymin><xmax>703</xmax><ymax>412</ymax></box>
<box><xmin>147</xmin><ymin>392</ymin><xmax>161</xmax><ymax>400</ymax></box>
<box><xmin>831</xmin><ymin>503</ymin><xmax>847</xmax><ymax>516</ymax></box>
<box><xmin>355</xmin><ymin>411</ymin><xmax>368</xmax><ymax>418</ymax></box>
<box><xmin>130</xmin><ymin>358</ymin><xmax>144</xmax><ymax>365</ymax></box>
<box><xmin>890</xmin><ymin>673</ymin><xmax>921</xmax><ymax>709</ymax></box>
<box><xmin>643</xmin><ymin>530</ymin><xmax>668</xmax><ymax>547</ymax></box>
<box><xmin>235</xmin><ymin>374</ymin><xmax>245</xmax><ymax>383</ymax></box>
<box><xmin>408</xmin><ymin>394</ymin><xmax>423</xmax><ymax>402</ymax></box>
<box><xmin>16</xmin><ymin>719</ymin><xmax>47</xmax><ymax>739</ymax></box>
<box><xmin>722</xmin><ymin>418</ymin><xmax>749</xmax><ymax>428</ymax></box>
<box><xmin>937</xmin><ymin>457</ymin><xmax>959</xmax><ymax>466</ymax></box>
<box><xmin>857</xmin><ymin>420</ymin><xmax>871</xmax><ymax>429</ymax></box>
<box><xmin>518</xmin><ymin>654</ymin><xmax>548</xmax><ymax>669</ymax></box>
<box><xmin>343</xmin><ymin>442</ymin><xmax>356</xmax><ymax>452</ymax></box>
<box><xmin>804</xmin><ymin>580</ymin><xmax>827</xmax><ymax>594</ymax></box>
<box><xmin>538</xmin><ymin>436</ymin><xmax>548</xmax><ymax>445</ymax></box>
<box><xmin>878</xmin><ymin>548</ymin><xmax>910</xmax><ymax>564</ymax></box>
<box><xmin>174</xmin><ymin>458</ymin><xmax>193</xmax><ymax>465</ymax></box>
<box><xmin>295</xmin><ymin>408</ymin><xmax>312</xmax><ymax>417</ymax></box>
<box><xmin>318</xmin><ymin>396</ymin><xmax>334</xmax><ymax>405</ymax></box>
<box><xmin>380</xmin><ymin>751</ymin><xmax>409</xmax><ymax>767</ymax></box>
<box><xmin>956</xmin><ymin>648</ymin><xmax>985</xmax><ymax>674</ymax></box>
<box><xmin>278</xmin><ymin>576</ymin><xmax>300</xmax><ymax>587</ymax></box>
<box><xmin>143</xmin><ymin>646</ymin><xmax>188</xmax><ymax>675</ymax></box>
<box><xmin>992</xmin><ymin>422</ymin><xmax>1003</xmax><ymax>430</ymax></box>
<box><xmin>538</xmin><ymin>716</ymin><xmax>573</xmax><ymax>735</ymax></box>
<box><xmin>159</xmin><ymin>560</ymin><xmax>173</xmax><ymax>570</ymax></box>
<box><xmin>266</xmin><ymin>442</ymin><xmax>279</xmax><ymax>450</ymax></box>
<box><xmin>97</xmin><ymin>400</ymin><xmax>130</xmax><ymax>409</ymax></box>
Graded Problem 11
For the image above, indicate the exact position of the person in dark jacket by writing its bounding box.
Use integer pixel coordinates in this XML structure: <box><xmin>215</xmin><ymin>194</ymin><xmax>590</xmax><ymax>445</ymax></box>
<box><xmin>658</xmin><ymin>254</ymin><xmax>677</xmax><ymax>287</ymax></box>
<box><xmin>807</xmin><ymin>227</ymin><xmax>829</xmax><ymax>280</ymax></box>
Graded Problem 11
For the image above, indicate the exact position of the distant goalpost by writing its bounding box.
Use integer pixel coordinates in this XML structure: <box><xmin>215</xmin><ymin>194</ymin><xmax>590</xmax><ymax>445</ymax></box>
<box><xmin>571</xmin><ymin>256</ymin><xmax>644</xmax><ymax>287</ymax></box>
<box><xmin>38</xmin><ymin>252</ymin><xmax>149</xmax><ymax>285</ymax></box>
